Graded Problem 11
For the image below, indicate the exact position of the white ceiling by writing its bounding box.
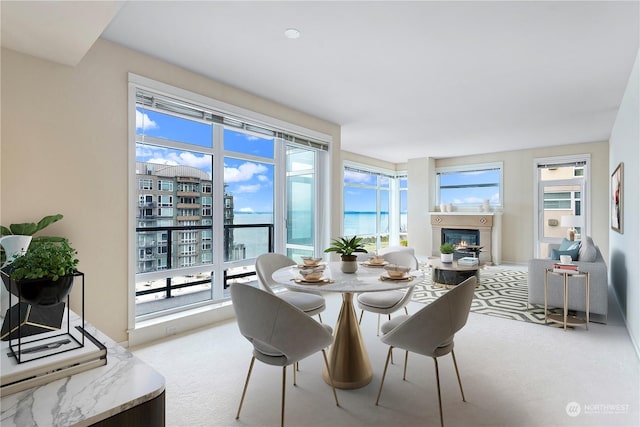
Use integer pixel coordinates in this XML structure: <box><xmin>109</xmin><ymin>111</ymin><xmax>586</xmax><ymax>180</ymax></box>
<box><xmin>3</xmin><ymin>1</ymin><xmax>639</xmax><ymax>163</ymax></box>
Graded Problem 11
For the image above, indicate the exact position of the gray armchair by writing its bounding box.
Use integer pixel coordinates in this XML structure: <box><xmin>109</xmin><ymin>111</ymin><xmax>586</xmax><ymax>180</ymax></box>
<box><xmin>357</xmin><ymin>250</ymin><xmax>419</xmax><ymax>335</ymax></box>
<box><xmin>527</xmin><ymin>236</ymin><xmax>608</xmax><ymax>321</ymax></box>
<box><xmin>256</xmin><ymin>253</ymin><xmax>326</xmax><ymax>320</ymax></box>
<box><xmin>375</xmin><ymin>276</ymin><xmax>476</xmax><ymax>427</ymax></box>
<box><xmin>230</xmin><ymin>283</ymin><xmax>339</xmax><ymax>427</ymax></box>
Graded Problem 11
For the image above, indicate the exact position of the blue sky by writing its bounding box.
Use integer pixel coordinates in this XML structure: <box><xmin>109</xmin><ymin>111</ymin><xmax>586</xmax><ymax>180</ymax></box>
<box><xmin>136</xmin><ymin>108</ymin><xmax>274</xmax><ymax>213</ymax></box>
<box><xmin>136</xmin><ymin>107</ymin><xmax>496</xmax><ymax>214</ymax></box>
<box><xmin>439</xmin><ymin>170</ymin><xmax>500</xmax><ymax>205</ymax></box>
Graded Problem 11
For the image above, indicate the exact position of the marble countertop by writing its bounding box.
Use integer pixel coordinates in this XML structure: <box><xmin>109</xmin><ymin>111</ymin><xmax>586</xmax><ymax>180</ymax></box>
<box><xmin>0</xmin><ymin>319</ymin><xmax>165</xmax><ymax>427</ymax></box>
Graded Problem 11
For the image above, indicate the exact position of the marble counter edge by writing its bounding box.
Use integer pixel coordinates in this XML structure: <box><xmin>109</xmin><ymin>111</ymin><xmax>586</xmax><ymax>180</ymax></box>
<box><xmin>0</xmin><ymin>320</ymin><xmax>166</xmax><ymax>427</ymax></box>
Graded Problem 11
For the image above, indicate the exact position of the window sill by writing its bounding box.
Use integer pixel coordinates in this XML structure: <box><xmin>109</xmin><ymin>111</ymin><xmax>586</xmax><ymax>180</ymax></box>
<box><xmin>127</xmin><ymin>300</ymin><xmax>235</xmax><ymax>348</ymax></box>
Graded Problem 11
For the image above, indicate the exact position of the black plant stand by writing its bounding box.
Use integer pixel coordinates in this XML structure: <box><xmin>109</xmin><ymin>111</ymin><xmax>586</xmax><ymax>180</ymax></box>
<box><xmin>1</xmin><ymin>271</ymin><xmax>85</xmax><ymax>364</ymax></box>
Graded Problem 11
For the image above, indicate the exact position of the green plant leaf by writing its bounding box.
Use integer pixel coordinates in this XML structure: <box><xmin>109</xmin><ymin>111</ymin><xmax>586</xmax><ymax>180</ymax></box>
<box><xmin>35</xmin><ymin>214</ymin><xmax>63</xmax><ymax>233</ymax></box>
<box><xmin>3</xmin><ymin>214</ymin><xmax>64</xmax><ymax>236</ymax></box>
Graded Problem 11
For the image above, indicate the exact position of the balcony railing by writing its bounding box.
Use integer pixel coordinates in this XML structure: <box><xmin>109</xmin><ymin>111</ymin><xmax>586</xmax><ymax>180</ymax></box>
<box><xmin>135</xmin><ymin>223</ymin><xmax>273</xmax><ymax>301</ymax></box>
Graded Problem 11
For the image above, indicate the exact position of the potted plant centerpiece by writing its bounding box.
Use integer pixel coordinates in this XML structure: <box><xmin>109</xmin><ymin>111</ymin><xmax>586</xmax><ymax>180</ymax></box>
<box><xmin>1</xmin><ymin>214</ymin><xmax>79</xmax><ymax>306</ymax></box>
<box><xmin>324</xmin><ymin>235</ymin><xmax>368</xmax><ymax>273</ymax></box>
<box><xmin>440</xmin><ymin>242</ymin><xmax>456</xmax><ymax>263</ymax></box>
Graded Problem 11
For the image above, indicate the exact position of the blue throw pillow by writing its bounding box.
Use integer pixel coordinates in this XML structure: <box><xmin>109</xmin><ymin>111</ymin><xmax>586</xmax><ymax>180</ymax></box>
<box><xmin>559</xmin><ymin>238</ymin><xmax>581</xmax><ymax>252</ymax></box>
<box><xmin>551</xmin><ymin>248</ymin><xmax>580</xmax><ymax>261</ymax></box>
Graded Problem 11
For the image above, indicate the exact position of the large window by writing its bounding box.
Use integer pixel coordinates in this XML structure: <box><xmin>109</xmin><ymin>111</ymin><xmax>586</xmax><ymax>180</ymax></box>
<box><xmin>436</xmin><ymin>162</ymin><xmax>503</xmax><ymax>209</ymax></box>
<box><xmin>129</xmin><ymin>75</ymin><xmax>329</xmax><ymax>327</ymax></box>
<box><xmin>343</xmin><ymin>163</ymin><xmax>405</xmax><ymax>252</ymax></box>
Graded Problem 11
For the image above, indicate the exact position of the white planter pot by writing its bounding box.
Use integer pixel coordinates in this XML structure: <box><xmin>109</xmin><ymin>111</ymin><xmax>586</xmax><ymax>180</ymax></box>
<box><xmin>441</xmin><ymin>253</ymin><xmax>454</xmax><ymax>263</ymax></box>
<box><xmin>340</xmin><ymin>255</ymin><xmax>358</xmax><ymax>273</ymax></box>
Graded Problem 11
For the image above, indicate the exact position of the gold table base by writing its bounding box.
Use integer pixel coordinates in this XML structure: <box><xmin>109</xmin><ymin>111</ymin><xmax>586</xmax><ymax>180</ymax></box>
<box><xmin>322</xmin><ymin>292</ymin><xmax>372</xmax><ymax>389</ymax></box>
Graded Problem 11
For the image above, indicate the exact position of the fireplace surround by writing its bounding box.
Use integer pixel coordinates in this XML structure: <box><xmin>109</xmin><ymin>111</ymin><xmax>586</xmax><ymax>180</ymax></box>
<box><xmin>430</xmin><ymin>212</ymin><xmax>502</xmax><ymax>264</ymax></box>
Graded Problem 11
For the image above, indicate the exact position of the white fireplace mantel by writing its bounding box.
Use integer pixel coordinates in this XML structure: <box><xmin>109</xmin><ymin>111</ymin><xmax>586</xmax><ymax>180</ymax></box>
<box><xmin>430</xmin><ymin>212</ymin><xmax>503</xmax><ymax>264</ymax></box>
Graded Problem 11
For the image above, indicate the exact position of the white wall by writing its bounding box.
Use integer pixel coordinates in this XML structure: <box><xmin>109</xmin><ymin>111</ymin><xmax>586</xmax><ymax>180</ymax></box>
<box><xmin>407</xmin><ymin>157</ymin><xmax>435</xmax><ymax>259</ymax></box>
<box><xmin>0</xmin><ymin>40</ymin><xmax>341</xmax><ymax>343</ymax></box>
<box><xmin>609</xmin><ymin>50</ymin><xmax>640</xmax><ymax>357</ymax></box>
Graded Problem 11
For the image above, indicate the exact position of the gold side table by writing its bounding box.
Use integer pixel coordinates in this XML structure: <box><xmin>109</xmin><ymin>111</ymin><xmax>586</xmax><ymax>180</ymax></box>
<box><xmin>544</xmin><ymin>268</ymin><xmax>590</xmax><ymax>331</ymax></box>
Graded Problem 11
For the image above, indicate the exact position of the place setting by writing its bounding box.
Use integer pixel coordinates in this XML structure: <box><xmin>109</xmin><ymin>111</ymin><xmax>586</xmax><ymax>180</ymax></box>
<box><xmin>292</xmin><ymin>264</ymin><xmax>334</xmax><ymax>285</ymax></box>
<box><xmin>379</xmin><ymin>264</ymin><xmax>415</xmax><ymax>282</ymax></box>
<box><xmin>361</xmin><ymin>255</ymin><xmax>389</xmax><ymax>268</ymax></box>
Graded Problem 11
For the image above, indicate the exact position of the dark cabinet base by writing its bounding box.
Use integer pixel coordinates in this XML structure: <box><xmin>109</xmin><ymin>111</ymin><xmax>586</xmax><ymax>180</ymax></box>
<box><xmin>91</xmin><ymin>390</ymin><xmax>165</xmax><ymax>427</ymax></box>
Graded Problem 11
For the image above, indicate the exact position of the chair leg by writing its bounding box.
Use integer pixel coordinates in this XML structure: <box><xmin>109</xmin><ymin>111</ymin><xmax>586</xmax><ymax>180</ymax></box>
<box><xmin>322</xmin><ymin>349</ymin><xmax>340</xmax><ymax>407</ymax></box>
<box><xmin>236</xmin><ymin>356</ymin><xmax>255</xmax><ymax>419</ymax></box>
<box><xmin>375</xmin><ymin>346</ymin><xmax>394</xmax><ymax>405</ymax></box>
<box><xmin>281</xmin><ymin>366</ymin><xmax>286</xmax><ymax>427</ymax></box>
<box><xmin>358</xmin><ymin>309</ymin><xmax>364</xmax><ymax>324</ymax></box>
<box><xmin>318</xmin><ymin>313</ymin><xmax>323</xmax><ymax>322</ymax></box>
<box><xmin>451</xmin><ymin>349</ymin><xmax>466</xmax><ymax>402</ymax></box>
<box><xmin>433</xmin><ymin>357</ymin><xmax>444</xmax><ymax>427</ymax></box>
<box><xmin>403</xmin><ymin>350</ymin><xmax>409</xmax><ymax>380</ymax></box>
<box><xmin>404</xmin><ymin>306</ymin><xmax>409</xmax><ymax>315</ymax></box>
<box><xmin>293</xmin><ymin>363</ymin><xmax>297</xmax><ymax>386</ymax></box>
<box><xmin>376</xmin><ymin>314</ymin><xmax>381</xmax><ymax>336</ymax></box>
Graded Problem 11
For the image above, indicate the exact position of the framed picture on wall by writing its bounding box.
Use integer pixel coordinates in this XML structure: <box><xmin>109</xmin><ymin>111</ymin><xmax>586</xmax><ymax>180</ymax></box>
<box><xmin>611</xmin><ymin>162</ymin><xmax>623</xmax><ymax>234</ymax></box>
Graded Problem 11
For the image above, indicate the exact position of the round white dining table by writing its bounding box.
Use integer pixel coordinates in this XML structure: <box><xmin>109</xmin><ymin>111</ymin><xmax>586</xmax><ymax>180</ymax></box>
<box><xmin>272</xmin><ymin>261</ymin><xmax>423</xmax><ymax>389</ymax></box>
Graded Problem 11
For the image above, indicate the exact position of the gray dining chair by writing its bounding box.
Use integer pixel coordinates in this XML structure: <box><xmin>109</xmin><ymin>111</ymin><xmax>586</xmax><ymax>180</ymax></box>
<box><xmin>230</xmin><ymin>283</ymin><xmax>339</xmax><ymax>427</ymax></box>
<box><xmin>375</xmin><ymin>276</ymin><xmax>477</xmax><ymax>427</ymax></box>
<box><xmin>357</xmin><ymin>250</ymin><xmax>419</xmax><ymax>335</ymax></box>
<box><xmin>255</xmin><ymin>253</ymin><xmax>326</xmax><ymax>321</ymax></box>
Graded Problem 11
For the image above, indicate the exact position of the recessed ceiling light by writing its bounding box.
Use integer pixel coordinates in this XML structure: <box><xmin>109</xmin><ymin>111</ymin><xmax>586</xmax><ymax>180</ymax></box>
<box><xmin>284</xmin><ymin>28</ymin><xmax>301</xmax><ymax>39</ymax></box>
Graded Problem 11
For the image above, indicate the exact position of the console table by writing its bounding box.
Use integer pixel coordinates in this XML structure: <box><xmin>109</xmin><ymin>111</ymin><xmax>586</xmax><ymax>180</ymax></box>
<box><xmin>1</xmin><ymin>318</ymin><xmax>166</xmax><ymax>426</ymax></box>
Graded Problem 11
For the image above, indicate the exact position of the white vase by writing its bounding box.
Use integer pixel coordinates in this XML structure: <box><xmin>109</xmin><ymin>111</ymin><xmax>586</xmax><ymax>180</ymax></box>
<box><xmin>483</xmin><ymin>199</ymin><xmax>491</xmax><ymax>212</ymax></box>
<box><xmin>440</xmin><ymin>203</ymin><xmax>446</xmax><ymax>213</ymax></box>
<box><xmin>441</xmin><ymin>253</ymin><xmax>453</xmax><ymax>263</ymax></box>
<box><xmin>446</xmin><ymin>204</ymin><xmax>453</xmax><ymax>213</ymax></box>
<box><xmin>0</xmin><ymin>235</ymin><xmax>32</xmax><ymax>319</ymax></box>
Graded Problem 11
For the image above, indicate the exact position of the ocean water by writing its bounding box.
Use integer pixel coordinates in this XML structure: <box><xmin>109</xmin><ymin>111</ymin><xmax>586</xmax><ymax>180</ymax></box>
<box><xmin>232</xmin><ymin>212</ymin><xmax>406</xmax><ymax>258</ymax></box>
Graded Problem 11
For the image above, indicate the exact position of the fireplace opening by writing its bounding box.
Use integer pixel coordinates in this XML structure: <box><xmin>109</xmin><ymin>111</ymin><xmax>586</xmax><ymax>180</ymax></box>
<box><xmin>442</xmin><ymin>228</ymin><xmax>481</xmax><ymax>259</ymax></box>
<box><xmin>442</xmin><ymin>228</ymin><xmax>480</xmax><ymax>246</ymax></box>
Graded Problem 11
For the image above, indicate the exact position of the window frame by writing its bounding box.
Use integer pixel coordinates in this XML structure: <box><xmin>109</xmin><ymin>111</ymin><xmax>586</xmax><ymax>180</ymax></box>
<box><xmin>342</xmin><ymin>161</ymin><xmax>406</xmax><ymax>251</ymax></box>
<box><xmin>435</xmin><ymin>162</ymin><xmax>504</xmax><ymax>209</ymax></box>
<box><xmin>127</xmin><ymin>73</ymin><xmax>332</xmax><ymax>339</ymax></box>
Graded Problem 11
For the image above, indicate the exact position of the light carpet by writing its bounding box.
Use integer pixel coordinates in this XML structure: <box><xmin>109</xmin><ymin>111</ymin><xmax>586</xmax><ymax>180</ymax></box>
<box><xmin>413</xmin><ymin>266</ymin><xmax>547</xmax><ymax>324</ymax></box>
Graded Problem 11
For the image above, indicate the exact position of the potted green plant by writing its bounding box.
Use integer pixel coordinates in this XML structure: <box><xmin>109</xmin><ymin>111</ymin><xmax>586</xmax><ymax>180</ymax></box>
<box><xmin>1</xmin><ymin>215</ymin><xmax>79</xmax><ymax>306</ymax></box>
<box><xmin>440</xmin><ymin>242</ymin><xmax>456</xmax><ymax>263</ymax></box>
<box><xmin>0</xmin><ymin>214</ymin><xmax>65</xmax><ymax>265</ymax></box>
<box><xmin>325</xmin><ymin>236</ymin><xmax>368</xmax><ymax>273</ymax></box>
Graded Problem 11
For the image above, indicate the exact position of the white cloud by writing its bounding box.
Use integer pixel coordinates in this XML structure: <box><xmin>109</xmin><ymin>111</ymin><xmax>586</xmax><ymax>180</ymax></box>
<box><xmin>149</xmin><ymin>158</ymin><xmax>179</xmax><ymax>166</ymax></box>
<box><xmin>136</xmin><ymin>110</ymin><xmax>158</xmax><ymax>130</ymax></box>
<box><xmin>224</xmin><ymin>162</ymin><xmax>268</xmax><ymax>183</ymax></box>
<box><xmin>237</xmin><ymin>184</ymin><xmax>262</xmax><ymax>193</ymax></box>
<box><xmin>142</xmin><ymin>151</ymin><xmax>211</xmax><ymax>170</ymax></box>
<box><xmin>257</xmin><ymin>175</ymin><xmax>269</xmax><ymax>182</ymax></box>
<box><xmin>239</xmin><ymin>207</ymin><xmax>255</xmax><ymax>213</ymax></box>
<box><xmin>344</xmin><ymin>170</ymin><xmax>374</xmax><ymax>184</ymax></box>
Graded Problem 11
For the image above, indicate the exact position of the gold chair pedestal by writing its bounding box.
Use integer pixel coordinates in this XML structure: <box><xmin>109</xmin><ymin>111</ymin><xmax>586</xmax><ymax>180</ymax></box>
<box><xmin>322</xmin><ymin>292</ymin><xmax>372</xmax><ymax>389</ymax></box>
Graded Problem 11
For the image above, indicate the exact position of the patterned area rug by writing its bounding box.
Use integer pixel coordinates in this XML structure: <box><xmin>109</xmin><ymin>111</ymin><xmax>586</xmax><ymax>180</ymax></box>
<box><xmin>412</xmin><ymin>266</ymin><xmax>547</xmax><ymax>324</ymax></box>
